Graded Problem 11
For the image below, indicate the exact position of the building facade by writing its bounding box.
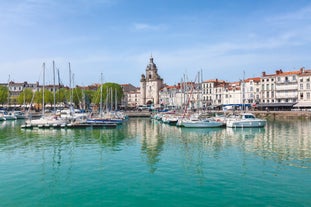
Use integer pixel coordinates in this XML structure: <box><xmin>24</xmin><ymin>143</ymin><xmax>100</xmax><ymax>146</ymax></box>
<box><xmin>140</xmin><ymin>56</ymin><xmax>164</xmax><ymax>106</ymax></box>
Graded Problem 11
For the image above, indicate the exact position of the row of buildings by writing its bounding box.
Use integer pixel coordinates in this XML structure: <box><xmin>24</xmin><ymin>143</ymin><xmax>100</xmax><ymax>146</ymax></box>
<box><xmin>2</xmin><ymin>57</ymin><xmax>311</xmax><ymax>111</ymax></box>
<box><xmin>128</xmin><ymin>57</ymin><xmax>311</xmax><ymax>111</ymax></box>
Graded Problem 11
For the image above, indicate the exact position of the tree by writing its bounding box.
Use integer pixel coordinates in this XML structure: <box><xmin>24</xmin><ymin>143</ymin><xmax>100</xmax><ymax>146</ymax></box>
<box><xmin>0</xmin><ymin>85</ymin><xmax>9</xmax><ymax>105</ymax></box>
<box><xmin>17</xmin><ymin>88</ymin><xmax>33</xmax><ymax>105</ymax></box>
<box><xmin>33</xmin><ymin>89</ymin><xmax>53</xmax><ymax>108</ymax></box>
<box><xmin>55</xmin><ymin>88</ymin><xmax>69</xmax><ymax>104</ymax></box>
<box><xmin>93</xmin><ymin>82</ymin><xmax>123</xmax><ymax>110</ymax></box>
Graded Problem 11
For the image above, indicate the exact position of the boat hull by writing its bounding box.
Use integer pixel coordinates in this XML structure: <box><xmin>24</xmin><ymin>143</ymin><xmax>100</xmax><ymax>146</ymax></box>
<box><xmin>227</xmin><ymin>120</ymin><xmax>266</xmax><ymax>128</ymax></box>
<box><xmin>180</xmin><ymin>120</ymin><xmax>225</xmax><ymax>128</ymax></box>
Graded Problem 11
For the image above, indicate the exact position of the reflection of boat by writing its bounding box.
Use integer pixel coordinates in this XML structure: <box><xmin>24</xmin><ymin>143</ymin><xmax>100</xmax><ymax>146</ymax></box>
<box><xmin>226</xmin><ymin>113</ymin><xmax>266</xmax><ymax>128</ymax></box>
<box><xmin>226</xmin><ymin>127</ymin><xmax>265</xmax><ymax>139</ymax></box>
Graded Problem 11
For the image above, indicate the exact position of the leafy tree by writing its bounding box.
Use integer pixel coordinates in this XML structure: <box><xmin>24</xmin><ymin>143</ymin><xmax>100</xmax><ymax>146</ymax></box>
<box><xmin>72</xmin><ymin>87</ymin><xmax>82</xmax><ymax>107</ymax></box>
<box><xmin>33</xmin><ymin>89</ymin><xmax>53</xmax><ymax>106</ymax></box>
<box><xmin>55</xmin><ymin>88</ymin><xmax>69</xmax><ymax>104</ymax></box>
<box><xmin>0</xmin><ymin>86</ymin><xmax>9</xmax><ymax>105</ymax></box>
<box><xmin>17</xmin><ymin>88</ymin><xmax>33</xmax><ymax>105</ymax></box>
<box><xmin>93</xmin><ymin>82</ymin><xmax>123</xmax><ymax>110</ymax></box>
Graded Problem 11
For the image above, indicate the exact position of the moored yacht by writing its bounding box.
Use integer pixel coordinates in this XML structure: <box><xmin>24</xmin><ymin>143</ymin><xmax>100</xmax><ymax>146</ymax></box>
<box><xmin>0</xmin><ymin>110</ymin><xmax>17</xmax><ymax>120</ymax></box>
<box><xmin>226</xmin><ymin>113</ymin><xmax>266</xmax><ymax>128</ymax></box>
<box><xmin>177</xmin><ymin>113</ymin><xmax>225</xmax><ymax>128</ymax></box>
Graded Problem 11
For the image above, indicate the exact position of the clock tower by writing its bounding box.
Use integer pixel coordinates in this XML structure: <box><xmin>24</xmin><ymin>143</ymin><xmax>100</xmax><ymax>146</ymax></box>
<box><xmin>140</xmin><ymin>56</ymin><xmax>164</xmax><ymax>105</ymax></box>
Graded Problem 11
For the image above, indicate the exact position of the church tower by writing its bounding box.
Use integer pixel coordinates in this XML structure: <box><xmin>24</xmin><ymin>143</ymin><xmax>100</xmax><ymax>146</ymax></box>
<box><xmin>140</xmin><ymin>56</ymin><xmax>164</xmax><ymax>105</ymax></box>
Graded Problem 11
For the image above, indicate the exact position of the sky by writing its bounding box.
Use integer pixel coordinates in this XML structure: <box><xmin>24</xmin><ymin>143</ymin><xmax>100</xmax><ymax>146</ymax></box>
<box><xmin>1</xmin><ymin>0</ymin><xmax>311</xmax><ymax>87</ymax></box>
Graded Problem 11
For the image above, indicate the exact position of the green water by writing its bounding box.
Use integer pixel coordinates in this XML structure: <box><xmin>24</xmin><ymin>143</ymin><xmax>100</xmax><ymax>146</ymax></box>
<box><xmin>0</xmin><ymin>119</ymin><xmax>310</xmax><ymax>206</ymax></box>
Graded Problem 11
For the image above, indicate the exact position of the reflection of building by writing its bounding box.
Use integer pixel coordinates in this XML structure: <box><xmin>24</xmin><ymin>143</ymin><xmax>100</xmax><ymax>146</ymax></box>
<box><xmin>140</xmin><ymin>56</ymin><xmax>164</xmax><ymax>106</ymax></box>
<box><xmin>126</xmin><ymin>118</ymin><xmax>164</xmax><ymax>173</ymax></box>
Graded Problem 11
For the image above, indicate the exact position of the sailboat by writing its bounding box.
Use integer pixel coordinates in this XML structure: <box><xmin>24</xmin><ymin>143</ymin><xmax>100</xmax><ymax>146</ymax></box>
<box><xmin>22</xmin><ymin>62</ymin><xmax>68</xmax><ymax>128</ymax></box>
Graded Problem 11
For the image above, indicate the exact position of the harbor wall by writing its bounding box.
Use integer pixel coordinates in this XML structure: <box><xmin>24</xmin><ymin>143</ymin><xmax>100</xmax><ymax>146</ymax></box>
<box><xmin>252</xmin><ymin>111</ymin><xmax>311</xmax><ymax>121</ymax></box>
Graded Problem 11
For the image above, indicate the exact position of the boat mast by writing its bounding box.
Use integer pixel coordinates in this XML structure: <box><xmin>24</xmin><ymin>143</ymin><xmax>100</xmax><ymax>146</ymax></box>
<box><xmin>110</xmin><ymin>87</ymin><xmax>113</xmax><ymax>111</ymax></box>
<box><xmin>53</xmin><ymin>60</ymin><xmax>56</xmax><ymax>113</ymax></box>
<box><xmin>116</xmin><ymin>88</ymin><xmax>118</xmax><ymax>111</ymax></box>
<box><xmin>100</xmin><ymin>73</ymin><xmax>103</xmax><ymax>117</ymax></box>
<box><xmin>42</xmin><ymin>63</ymin><xmax>45</xmax><ymax>117</ymax></box>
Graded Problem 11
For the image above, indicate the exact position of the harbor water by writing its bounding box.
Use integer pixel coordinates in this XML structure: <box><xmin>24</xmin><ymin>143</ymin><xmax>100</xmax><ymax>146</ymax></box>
<box><xmin>0</xmin><ymin>118</ymin><xmax>310</xmax><ymax>206</ymax></box>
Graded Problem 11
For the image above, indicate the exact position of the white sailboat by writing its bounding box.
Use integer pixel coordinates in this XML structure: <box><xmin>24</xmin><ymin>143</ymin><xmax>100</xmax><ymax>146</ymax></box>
<box><xmin>22</xmin><ymin>62</ymin><xmax>68</xmax><ymax>128</ymax></box>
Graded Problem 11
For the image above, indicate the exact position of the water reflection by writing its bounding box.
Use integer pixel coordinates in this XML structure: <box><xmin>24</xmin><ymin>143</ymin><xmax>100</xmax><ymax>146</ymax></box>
<box><xmin>1</xmin><ymin>119</ymin><xmax>311</xmax><ymax>172</ymax></box>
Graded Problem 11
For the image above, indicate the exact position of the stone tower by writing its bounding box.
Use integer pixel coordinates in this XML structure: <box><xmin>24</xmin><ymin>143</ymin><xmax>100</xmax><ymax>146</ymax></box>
<box><xmin>140</xmin><ymin>56</ymin><xmax>163</xmax><ymax>105</ymax></box>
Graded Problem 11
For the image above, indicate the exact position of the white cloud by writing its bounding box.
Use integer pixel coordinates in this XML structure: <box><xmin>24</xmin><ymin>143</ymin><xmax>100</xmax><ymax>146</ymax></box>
<box><xmin>133</xmin><ymin>23</ymin><xmax>165</xmax><ymax>31</ymax></box>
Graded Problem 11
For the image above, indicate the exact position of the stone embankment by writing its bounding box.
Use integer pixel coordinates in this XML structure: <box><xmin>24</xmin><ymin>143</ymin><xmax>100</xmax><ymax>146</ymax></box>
<box><xmin>124</xmin><ymin>111</ymin><xmax>152</xmax><ymax>117</ymax></box>
<box><xmin>125</xmin><ymin>110</ymin><xmax>311</xmax><ymax>120</ymax></box>
<box><xmin>252</xmin><ymin>111</ymin><xmax>311</xmax><ymax>120</ymax></box>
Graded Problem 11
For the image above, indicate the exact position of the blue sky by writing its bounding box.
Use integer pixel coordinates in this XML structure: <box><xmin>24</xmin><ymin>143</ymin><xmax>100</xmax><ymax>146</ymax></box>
<box><xmin>1</xmin><ymin>0</ymin><xmax>311</xmax><ymax>86</ymax></box>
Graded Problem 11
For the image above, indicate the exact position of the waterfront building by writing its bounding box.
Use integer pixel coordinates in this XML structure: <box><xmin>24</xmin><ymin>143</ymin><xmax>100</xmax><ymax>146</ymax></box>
<box><xmin>6</xmin><ymin>81</ymin><xmax>39</xmax><ymax>106</ymax></box>
<box><xmin>244</xmin><ymin>77</ymin><xmax>261</xmax><ymax>105</ymax></box>
<box><xmin>294</xmin><ymin>68</ymin><xmax>311</xmax><ymax>109</ymax></box>
<box><xmin>258</xmin><ymin>69</ymin><xmax>300</xmax><ymax>110</ymax></box>
<box><xmin>202</xmin><ymin>79</ymin><xmax>226</xmax><ymax>109</ymax></box>
<box><xmin>120</xmin><ymin>84</ymin><xmax>139</xmax><ymax>109</ymax></box>
<box><xmin>223</xmin><ymin>81</ymin><xmax>241</xmax><ymax>105</ymax></box>
<box><xmin>140</xmin><ymin>56</ymin><xmax>164</xmax><ymax>106</ymax></box>
<box><xmin>159</xmin><ymin>85</ymin><xmax>180</xmax><ymax>109</ymax></box>
<box><xmin>126</xmin><ymin>87</ymin><xmax>141</xmax><ymax>109</ymax></box>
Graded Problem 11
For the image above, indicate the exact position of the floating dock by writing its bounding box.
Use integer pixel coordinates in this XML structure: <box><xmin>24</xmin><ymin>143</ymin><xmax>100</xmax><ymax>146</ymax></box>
<box><xmin>21</xmin><ymin>122</ymin><xmax>118</xmax><ymax>129</ymax></box>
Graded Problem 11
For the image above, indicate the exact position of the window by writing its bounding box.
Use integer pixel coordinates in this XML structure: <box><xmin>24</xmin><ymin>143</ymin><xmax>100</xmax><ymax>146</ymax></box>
<box><xmin>300</xmin><ymin>84</ymin><xmax>303</xmax><ymax>90</ymax></box>
<box><xmin>307</xmin><ymin>83</ymin><xmax>310</xmax><ymax>90</ymax></box>
<box><xmin>300</xmin><ymin>93</ymin><xmax>304</xmax><ymax>99</ymax></box>
<box><xmin>307</xmin><ymin>92</ymin><xmax>310</xmax><ymax>100</ymax></box>
<box><xmin>293</xmin><ymin>75</ymin><xmax>296</xmax><ymax>81</ymax></box>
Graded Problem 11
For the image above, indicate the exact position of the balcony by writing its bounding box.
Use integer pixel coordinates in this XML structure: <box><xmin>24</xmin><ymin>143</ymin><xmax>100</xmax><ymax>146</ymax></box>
<box><xmin>275</xmin><ymin>80</ymin><xmax>297</xmax><ymax>85</ymax></box>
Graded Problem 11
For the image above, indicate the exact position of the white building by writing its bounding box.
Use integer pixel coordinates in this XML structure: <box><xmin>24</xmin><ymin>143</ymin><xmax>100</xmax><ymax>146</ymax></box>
<box><xmin>294</xmin><ymin>68</ymin><xmax>311</xmax><ymax>109</ymax></box>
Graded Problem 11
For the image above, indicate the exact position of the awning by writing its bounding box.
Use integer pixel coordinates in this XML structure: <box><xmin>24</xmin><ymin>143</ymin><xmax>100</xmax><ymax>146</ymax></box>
<box><xmin>293</xmin><ymin>101</ymin><xmax>311</xmax><ymax>108</ymax></box>
<box><xmin>256</xmin><ymin>103</ymin><xmax>296</xmax><ymax>107</ymax></box>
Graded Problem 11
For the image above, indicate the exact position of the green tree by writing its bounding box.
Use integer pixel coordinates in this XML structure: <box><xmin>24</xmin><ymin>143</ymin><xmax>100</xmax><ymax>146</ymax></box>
<box><xmin>55</xmin><ymin>88</ymin><xmax>69</xmax><ymax>104</ymax></box>
<box><xmin>17</xmin><ymin>88</ymin><xmax>33</xmax><ymax>105</ymax></box>
<box><xmin>33</xmin><ymin>89</ymin><xmax>53</xmax><ymax>106</ymax></box>
<box><xmin>0</xmin><ymin>86</ymin><xmax>9</xmax><ymax>105</ymax></box>
<box><xmin>93</xmin><ymin>82</ymin><xmax>123</xmax><ymax>110</ymax></box>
